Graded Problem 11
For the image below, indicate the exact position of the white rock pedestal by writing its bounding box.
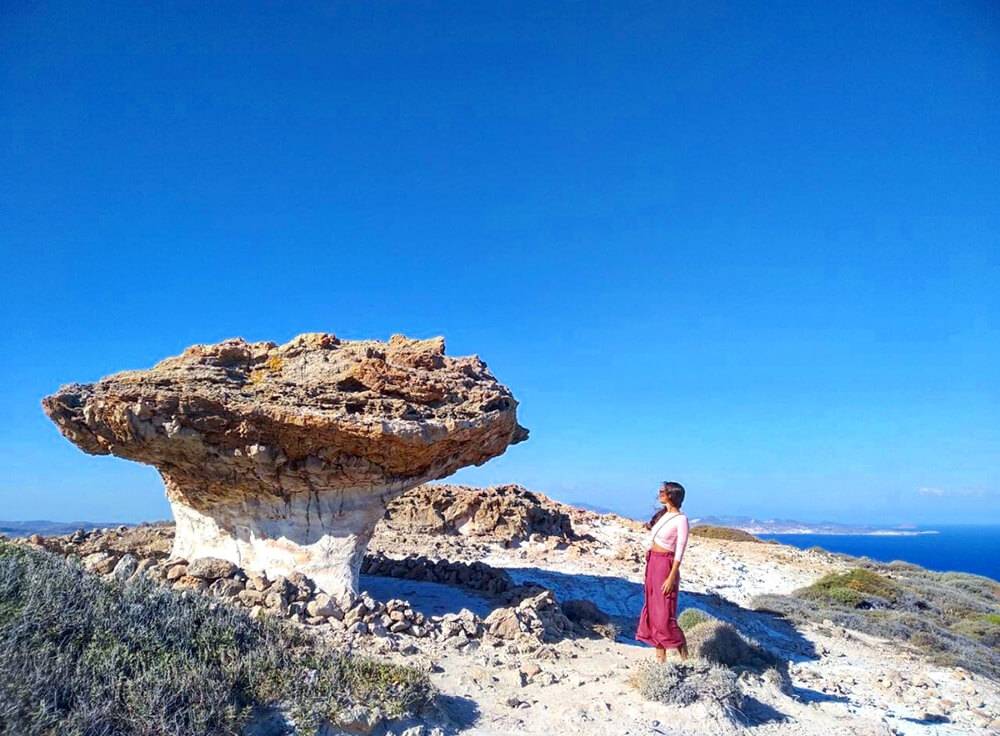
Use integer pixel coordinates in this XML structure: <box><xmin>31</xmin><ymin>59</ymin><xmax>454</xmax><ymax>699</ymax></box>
<box><xmin>168</xmin><ymin>482</ymin><xmax>416</xmax><ymax>603</ymax></box>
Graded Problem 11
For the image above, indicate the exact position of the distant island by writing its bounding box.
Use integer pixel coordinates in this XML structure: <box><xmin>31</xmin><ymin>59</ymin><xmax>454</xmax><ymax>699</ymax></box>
<box><xmin>691</xmin><ymin>515</ymin><xmax>939</xmax><ymax>536</ymax></box>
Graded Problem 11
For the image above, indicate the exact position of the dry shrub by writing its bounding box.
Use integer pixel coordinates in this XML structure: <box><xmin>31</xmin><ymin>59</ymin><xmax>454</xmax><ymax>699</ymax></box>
<box><xmin>0</xmin><ymin>541</ymin><xmax>432</xmax><ymax>736</ymax></box>
<box><xmin>752</xmin><ymin>562</ymin><xmax>1000</xmax><ymax>679</ymax></box>
<box><xmin>685</xmin><ymin>620</ymin><xmax>779</xmax><ymax>671</ymax></box>
<box><xmin>632</xmin><ymin>659</ymin><xmax>743</xmax><ymax>717</ymax></box>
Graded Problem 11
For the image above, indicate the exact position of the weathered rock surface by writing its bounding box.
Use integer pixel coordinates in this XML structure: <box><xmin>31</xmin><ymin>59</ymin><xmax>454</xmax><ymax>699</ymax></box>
<box><xmin>42</xmin><ymin>332</ymin><xmax>527</xmax><ymax>599</ymax></box>
<box><xmin>382</xmin><ymin>483</ymin><xmax>575</xmax><ymax>542</ymax></box>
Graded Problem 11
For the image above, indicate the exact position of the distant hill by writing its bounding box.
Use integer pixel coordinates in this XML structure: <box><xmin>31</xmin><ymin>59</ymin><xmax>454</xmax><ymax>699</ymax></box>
<box><xmin>692</xmin><ymin>515</ymin><xmax>937</xmax><ymax>536</ymax></box>
<box><xmin>0</xmin><ymin>520</ymin><xmax>129</xmax><ymax>537</ymax></box>
<box><xmin>565</xmin><ymin>500</ymin><xmax>620</xmax><ymax>515</ymax></box>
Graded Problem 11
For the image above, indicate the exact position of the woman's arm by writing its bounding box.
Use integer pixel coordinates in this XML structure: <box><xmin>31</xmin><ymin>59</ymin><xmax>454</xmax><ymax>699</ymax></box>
<box><xmin>660</xmin><ymin>516</ymin><xmax>689</xmax><ymax>594</ymax></box>
<box><xmin>674</xmin><ymin>515</ymin><xmax>689</xmax><ymax>564</ymax></box>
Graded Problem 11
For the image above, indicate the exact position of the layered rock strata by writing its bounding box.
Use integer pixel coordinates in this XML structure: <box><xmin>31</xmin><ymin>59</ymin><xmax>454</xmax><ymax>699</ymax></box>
<box><xmin>41</xmin><ymin>333</ymin><xmax>527</xmax><ymax>599</ymax></box>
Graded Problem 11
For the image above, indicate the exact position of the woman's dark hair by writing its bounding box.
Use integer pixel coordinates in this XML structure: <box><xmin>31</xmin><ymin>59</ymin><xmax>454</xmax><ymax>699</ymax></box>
<box><xmin>646</xmin><ymin>481</ymin><xmax>686</xmax><ymax>529</ymax></box>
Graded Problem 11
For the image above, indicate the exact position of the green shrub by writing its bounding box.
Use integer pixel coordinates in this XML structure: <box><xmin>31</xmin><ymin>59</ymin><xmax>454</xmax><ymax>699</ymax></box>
<box><xmin>0</xmin><ymin>541</ymin><xmax>432</xmax><ymax>736</ymax></box>
<box><xmin>678</xmin><ymin>607</ymin><xmax>714</xmax><ymax>631</ymax></box>
<box><xmin>950</xmin><ymin>615</ymin><xmax>1000</xmax><ymax>648</ymax></box>
<box><xmin>799</xmin><ymin>568</ymin><xmax>899</xmax><ymax>608</ymax></box>
<box><xmin>690</xmin><ymin>525</ymin><xmax>761</xmax><ymax>543</ymax></box>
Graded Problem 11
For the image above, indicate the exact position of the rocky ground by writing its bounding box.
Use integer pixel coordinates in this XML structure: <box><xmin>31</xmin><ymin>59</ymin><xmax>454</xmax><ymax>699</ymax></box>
<box><xmin>12</xmin><ymin>484</ymin><xmax>1000</xmax><ymax>736</ymax></box>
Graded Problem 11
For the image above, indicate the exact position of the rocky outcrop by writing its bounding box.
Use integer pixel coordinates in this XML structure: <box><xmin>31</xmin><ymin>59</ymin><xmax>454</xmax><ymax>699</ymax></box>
<box><xmin>382</xmin><ymin>484</ymin><xmax>575</xmax><ymax>542</ymax></box>
<box><xmin>22</xmin><ymin>525</ymin><xmax>593</xmax><ymax>646</ymax></box>
<box><xmin>42</xmin><ymin>333</ymin><xmax>527</xmax><ymax>600</ymax></box>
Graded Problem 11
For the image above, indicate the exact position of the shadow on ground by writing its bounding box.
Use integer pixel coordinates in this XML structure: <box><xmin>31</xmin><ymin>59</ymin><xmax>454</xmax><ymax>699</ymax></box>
<box><xmin>362</xmin><ymin>566</ymin><xmax>818</xmax><ymax>663</ymax></box>
<box><xmin>497</xmin><ymin>566</ymin><xmax>819</xmax><ymax>663</ymax></box>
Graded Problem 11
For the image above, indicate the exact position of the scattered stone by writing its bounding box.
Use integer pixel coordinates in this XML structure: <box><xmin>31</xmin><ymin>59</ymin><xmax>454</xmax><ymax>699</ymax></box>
<box><xmin>306</xmin><ymin>593</ymin><xmax>343</xmax><ymax>619</ymax></box>
<box><xmin>172</xmin><ymin>575</ymin><xmax>208</xmax><ymax>593</ymax></box>
<box><xmin>209</xmin><ymin>577</ymin><xmax>245</xmax><ymax>598</ymax></box>
<box><xmin>111</xmin><ymin>553</ymin><xmax>138</xmax><ymax>580</ymax></box>
<box><xmin>334</xmin><ymin>705</ymin><xmax>383</xmax><ymax>735</ymax></box>
<box><xmin>521</xmin><ymin>663</ymin><xmax>542</xmax><ymax>679</ymax></box>
<box><xmin>165</xmin><ymin>563</ymin><xmax>188</xmax><ymax>581</ymax></box>
<box><xmin>82</xmin><ymin>552</ymin><xmax>117</xmax><ymax>575</ymax></box>
<box><xmin>187</xmin><ymin>557</ymin><xmax>239</xmax><ymax>580</ymax></box>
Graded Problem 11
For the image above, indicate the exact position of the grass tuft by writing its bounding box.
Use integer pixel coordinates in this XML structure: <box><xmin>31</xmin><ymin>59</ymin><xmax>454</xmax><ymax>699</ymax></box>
<box><xmin>631</xmin><ymin>658</ymin><xmax>742</xmax><ymax>711</ymax></box>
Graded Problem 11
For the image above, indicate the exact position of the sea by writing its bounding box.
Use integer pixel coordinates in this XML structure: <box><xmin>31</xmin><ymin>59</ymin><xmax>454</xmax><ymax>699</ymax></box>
<box><xmin>757</xmin><ymin>524</ymin><xmax>1000</xmax><ymax>581</ymax></box>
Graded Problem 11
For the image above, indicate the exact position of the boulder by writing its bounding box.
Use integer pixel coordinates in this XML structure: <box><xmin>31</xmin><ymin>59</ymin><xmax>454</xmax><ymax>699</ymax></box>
<box><xmin>111</xmin><ymin>553</ymin><xmax>139</xmax><ymax>580</ymax></box>
<box><xmin>42</xmin><ymin>332</ymin><xmax>526</xmax><ymax>601</ymax></box>
<box><xmin>187</xmin><ymin>557</ymin><xmax>239</xmax><ymax>580</ymax></box>
<box><xmin>306</xmin><ymin>593</ymin><xmax>343</xmax><ymax>619</ymax></box>
<box><xmin>81</xmin><ymin>552</ymin><xmax>117</xmax><ymax>575</ymax></box>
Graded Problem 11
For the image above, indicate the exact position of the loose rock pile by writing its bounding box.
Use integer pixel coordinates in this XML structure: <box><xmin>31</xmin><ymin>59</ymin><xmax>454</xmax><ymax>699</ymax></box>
<box><xmin>361</xmin><ymin>552</ymin><xmax>514</xmax><ymax>595</ymax></box>
<box><xmin>484</xmin><ymin>589</ymin><xmax>575</xmax><ymax>643</ymax></box>
<box><xmin>19</xmin><ymin>525</ymin><xmax>601</xmax><ymax>646</ymax></box>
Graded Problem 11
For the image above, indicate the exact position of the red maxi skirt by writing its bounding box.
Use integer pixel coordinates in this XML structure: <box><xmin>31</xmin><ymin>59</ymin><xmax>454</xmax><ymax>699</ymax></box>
<box><xmin>635</xmin><ymin>549</ymin><xmax>686</xmax><ymax>649</ymax></box>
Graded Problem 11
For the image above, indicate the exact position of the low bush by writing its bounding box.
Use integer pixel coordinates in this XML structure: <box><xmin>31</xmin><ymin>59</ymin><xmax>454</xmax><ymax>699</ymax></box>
<box><xmin>685</xmin><ymin>620</ymin><xmax>779</xmax><ymax>671</ymax></box>
<box><xmin>0</xmin><ymin>541</ymin><xmax>433</xmax><ymax>736</ymax></box>
<box><xmin>798</xmin><ymin>568</ymin><xmax>899</xmax><ymax>608</ymax></box>
<box><xmin>690</xmin><ymin>525</ymin><xmax>761</xmax><ymax>543</ymax></box>
<box><xmin>677</xmin><ymin>607</ymin><xmax>714</xmax><ymax>631</ymax></box>
<box><xmin>632</xmin><ymin>659</ymin><xmax>741</xmax><ymax>709</ymax></box>
<box><xmin>950</xmin><ymin>614</ymin><xmax>1000</xmax><ymax>648</ymax></box>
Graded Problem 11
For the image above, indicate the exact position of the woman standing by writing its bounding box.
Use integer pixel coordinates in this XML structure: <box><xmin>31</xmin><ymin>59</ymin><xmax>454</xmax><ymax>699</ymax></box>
<box><xmin>635</xmin><ymin>481</ymin><xmax>690</xmax><ymax>662</ymax></box>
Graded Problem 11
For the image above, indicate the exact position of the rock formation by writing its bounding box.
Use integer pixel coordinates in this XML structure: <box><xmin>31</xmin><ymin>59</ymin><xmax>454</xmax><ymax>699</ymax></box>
<box><xmin>381</xmin><ymin>483</ymin><xmax>576</xmax><ymax>542</ymax></box>
<box><xmin>42</xmin><ymin>332</ymin><xmax>527</xmax><ymax>600</ymax></box>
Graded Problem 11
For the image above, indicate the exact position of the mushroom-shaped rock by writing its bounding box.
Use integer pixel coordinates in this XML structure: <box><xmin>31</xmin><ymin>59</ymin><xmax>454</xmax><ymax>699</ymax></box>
<box><xmin>42</xmin><ymin>333</ymin><xmax>527</xmax><ymax>600</ymax></box>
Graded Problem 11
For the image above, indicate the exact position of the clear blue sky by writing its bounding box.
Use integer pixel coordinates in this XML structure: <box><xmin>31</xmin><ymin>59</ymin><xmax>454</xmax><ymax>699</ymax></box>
<box><xmin>2</xmin><ymin>2</ymin><xmax>998</xmax><ymax>526</ymax></box>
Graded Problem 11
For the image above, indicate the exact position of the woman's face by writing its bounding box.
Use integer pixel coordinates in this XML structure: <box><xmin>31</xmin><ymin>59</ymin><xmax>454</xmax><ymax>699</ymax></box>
<box><xmin>658</xmin><ymin>487</ymin><xmax>669</xmax><ymax>505</ymax></box>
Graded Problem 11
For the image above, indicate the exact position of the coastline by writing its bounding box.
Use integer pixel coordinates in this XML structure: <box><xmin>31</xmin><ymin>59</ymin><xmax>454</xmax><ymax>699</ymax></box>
<box><xmin>742</xmin><ymin>528</ymin><xmax>939</xmax><ymax>537</ymax></box>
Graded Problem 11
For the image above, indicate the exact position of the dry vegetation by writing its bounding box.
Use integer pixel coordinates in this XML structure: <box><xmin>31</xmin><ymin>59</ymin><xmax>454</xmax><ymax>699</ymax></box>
<box><xmin>752</xmin><ymin>562</ymin><xmax>1000</xmax><ymax>678</ymax></box>
<box><xmin>632</xmin><ymin>659</ymin><xmax>742</xmax><ymax>711</ymax></box>
<box><xmin>0</xmin><ymin>541</ymin><xmax>432</xmax><ymax>736</ymax></box>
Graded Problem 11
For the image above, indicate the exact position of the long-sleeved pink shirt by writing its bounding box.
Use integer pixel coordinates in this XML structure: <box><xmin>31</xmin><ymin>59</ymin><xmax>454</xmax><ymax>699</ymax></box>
<box><xmin>649</xmin><ymin>512</ymin><xmax>690</xmax><ymax>563</ymax></box>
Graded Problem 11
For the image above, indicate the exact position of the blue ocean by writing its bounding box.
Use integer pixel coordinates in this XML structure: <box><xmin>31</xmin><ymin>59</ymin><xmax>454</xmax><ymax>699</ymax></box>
<box><xmin>758</xmin><ymin>525</ymin><xmax>1000</xmax><ymax>581</ymax></box>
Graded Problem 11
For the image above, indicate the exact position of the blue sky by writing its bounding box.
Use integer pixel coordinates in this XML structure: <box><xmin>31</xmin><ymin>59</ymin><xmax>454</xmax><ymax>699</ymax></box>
<box><xmin>1</xmin><ymin>1</ymin><xmax>998</xmax><ymax>525</ymax></box>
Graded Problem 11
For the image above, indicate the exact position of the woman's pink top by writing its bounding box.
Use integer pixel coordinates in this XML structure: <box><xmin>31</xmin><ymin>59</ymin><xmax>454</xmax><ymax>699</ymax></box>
<box><xmin>649</xmin><ymin>512</ymin><xmax>689</xmax><ymax>563</ymax></box>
